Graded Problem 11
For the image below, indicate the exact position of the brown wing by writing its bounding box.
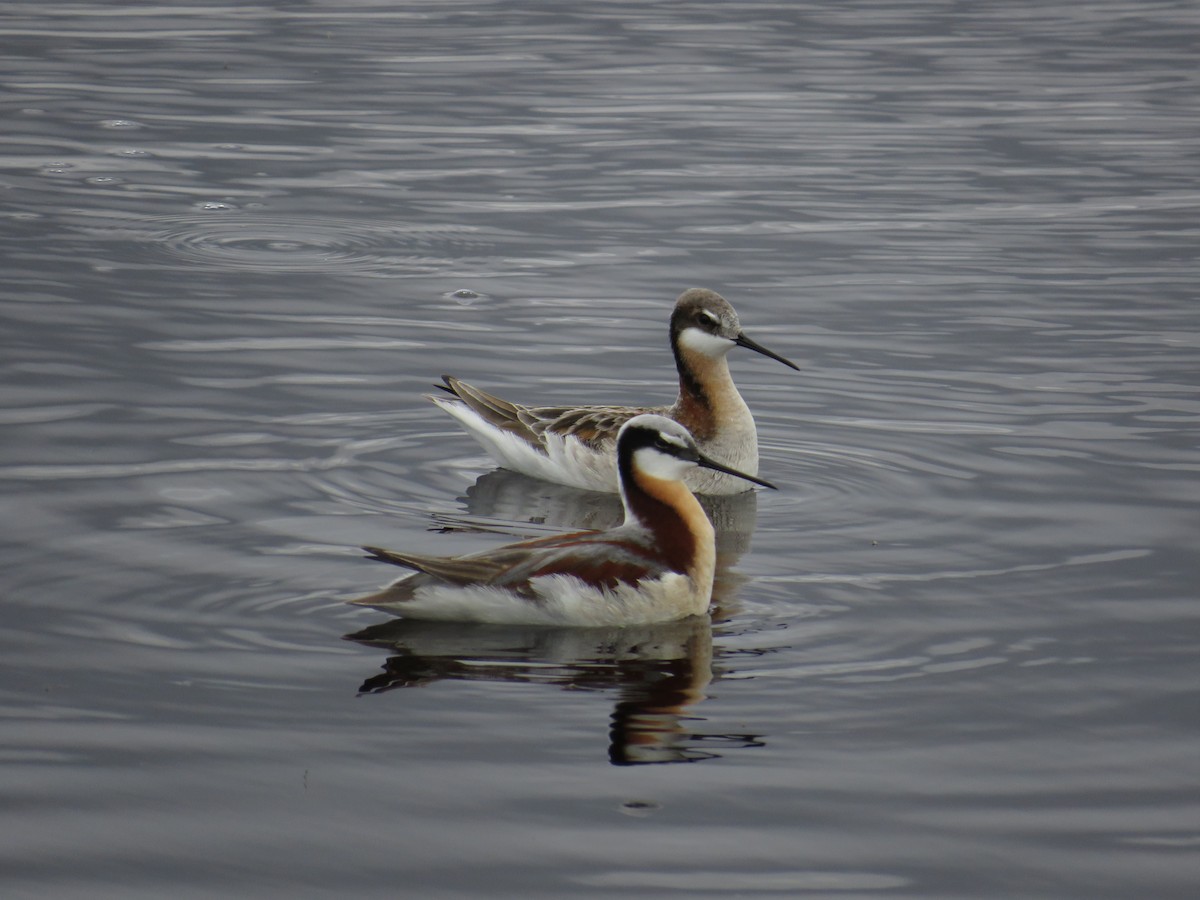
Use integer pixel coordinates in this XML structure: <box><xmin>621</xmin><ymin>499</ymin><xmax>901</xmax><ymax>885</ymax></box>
<box><xmin>486</xmin><ymin>531</ymin><xmax>667</xmax><ymax>590</ymax></box>
<box><xmin>366</xmin><ymin>529</ymin><xmax>664</xmax><ymax>588</ymax></box>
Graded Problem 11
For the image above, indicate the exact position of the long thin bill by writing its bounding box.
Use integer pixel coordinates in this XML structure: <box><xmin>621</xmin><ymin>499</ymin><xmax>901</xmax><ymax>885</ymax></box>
<box><xmin>696</xmin><ymin>451</ymin><xmax>778</xmax><ymax>490</ymax></box>
<box><xmin>734</xmin><ymin>331</ymin><xmax>801</xmax><ymax>371</ymax></box>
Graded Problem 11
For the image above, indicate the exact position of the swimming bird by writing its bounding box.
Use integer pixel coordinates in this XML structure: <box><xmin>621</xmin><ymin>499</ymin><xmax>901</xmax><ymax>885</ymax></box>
<box><xmin>431</xmin><ymin>288</ymin><xmax>799</xmax><ymax>495</ymax></box>
<box><xmin>349</xmin><ymin>414</ymin><xmax>775</xmax><ymax>626</ymax></box>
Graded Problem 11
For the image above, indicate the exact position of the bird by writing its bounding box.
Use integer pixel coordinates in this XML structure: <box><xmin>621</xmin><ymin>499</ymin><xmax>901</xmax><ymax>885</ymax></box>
<box><xmin>348</xmin><ymin>414</ymin><xmax>776</xmax><ymax>626</ymax></box>
<box><xmin>430</xmin><ymin>287</ymin><xmax>799</xmax><ymax>495</ymax></box>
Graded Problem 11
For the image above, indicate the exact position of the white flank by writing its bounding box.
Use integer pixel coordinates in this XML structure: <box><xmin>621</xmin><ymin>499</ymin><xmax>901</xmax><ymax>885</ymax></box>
<box><xmin>431</xmin><ymin>396</ymin><xmax>618</xmax><ymax>491</ymax></box>
<box><xmin>394</xmin><ymin>571</ymin><xmax>705</xmax><ymax>626</ymax></box>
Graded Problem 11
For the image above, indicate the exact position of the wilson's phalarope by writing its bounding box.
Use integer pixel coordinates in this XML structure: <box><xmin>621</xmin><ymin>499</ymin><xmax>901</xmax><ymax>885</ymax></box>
<box><xmin>431</xmin><ymin>288</ymin><xmax>799</xmax><ymax>495</ymax></box>
<box><xmin>349</xmin><ymin>414</ymin><xmax>775</xmax><ymax>626</ymax></box>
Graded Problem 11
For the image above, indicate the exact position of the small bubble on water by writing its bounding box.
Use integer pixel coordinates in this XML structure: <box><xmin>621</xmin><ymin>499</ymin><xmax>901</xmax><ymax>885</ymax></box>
<box><xmin>196</xmin><ymin>201</ymin><xmax>237</xmax><ymax>211</ymax></box>
<box><xmin>618</xmin><ymin>800</ymin><xmax>661</xmax><ymax>818</ymax></box>
<box><xmin>85</xmin><ymin>176</ymin><xmax>123</xmax><ymax>186</ymax></box>
<box><xmin>115</xmin><ymin>148</ymin><xmax>153</xmax><ymax>158</ymax></box>
<box><xmin>100</xmin><ymin>119</ymin><xmax>142</xmax><ymax>130</ymax></box>
<box><xmin>444</xmin><ymin>288</ymin><xmax>487</xmax><ymax>304</ymax></box>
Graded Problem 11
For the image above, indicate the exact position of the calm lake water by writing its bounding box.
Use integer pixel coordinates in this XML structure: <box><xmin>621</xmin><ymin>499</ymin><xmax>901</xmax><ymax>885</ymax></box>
<box><xmin>2</xmin><ymin>2</ymin><xmax>1197</xmax><ymax>897</ymax></box>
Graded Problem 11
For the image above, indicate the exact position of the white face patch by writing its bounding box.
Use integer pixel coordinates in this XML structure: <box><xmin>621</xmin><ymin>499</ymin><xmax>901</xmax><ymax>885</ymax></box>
<box><xmin>632</xmin><ymin>445</ymin><xmax>694</xmax><ymax>482</ymax></box>
<box><xmin>678</xmin><ymin>326</ymin><xmax>735</xmax><ymax>358</ymax></box>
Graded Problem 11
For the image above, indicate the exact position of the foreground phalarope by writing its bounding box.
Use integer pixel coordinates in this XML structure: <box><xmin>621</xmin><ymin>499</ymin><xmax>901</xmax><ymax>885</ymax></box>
<box><xmin>349</xmin><ymin>414</ymin><xmax>775</xmax><ymax>626</ymax></box>
<box><xmin>431</xmin><ymin>288</ymin><xmax>799</xmax><ymax>495</ymax></box>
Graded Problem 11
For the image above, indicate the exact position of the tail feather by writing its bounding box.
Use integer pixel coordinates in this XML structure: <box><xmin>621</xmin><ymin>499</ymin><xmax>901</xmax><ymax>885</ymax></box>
<box><xmin>443</xmin><ymin>376</ymin><xmax>522</xmax><ymax>423</ymax></box>
<box><xmin>362</xmin><ymin>545</ymin><xmax>508</xmax><ymax>585</ymax></box>
<box><xmin>362</xmin><ymin>545</ymin><xmax>422</xmax><ymax>570</ymax></box>
<box><xmin>432</xmin><ymin>375</ymin><xmax>543</xmax><ymax>447</ymax></box>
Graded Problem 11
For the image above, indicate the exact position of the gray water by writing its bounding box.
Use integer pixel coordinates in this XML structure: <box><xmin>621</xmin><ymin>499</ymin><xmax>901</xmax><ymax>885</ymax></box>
<box><xmin>2</xmin><ymin>2</ymin><xmax>1197</xmax><ymax>897</ymax></box>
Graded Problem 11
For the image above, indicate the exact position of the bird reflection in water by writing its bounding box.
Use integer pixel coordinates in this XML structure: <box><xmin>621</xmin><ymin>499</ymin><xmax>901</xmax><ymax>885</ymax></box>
<box><xmin>345</xmin><ymin>615</ymin><xmax>764</xmax><ymax>765</ymax></box>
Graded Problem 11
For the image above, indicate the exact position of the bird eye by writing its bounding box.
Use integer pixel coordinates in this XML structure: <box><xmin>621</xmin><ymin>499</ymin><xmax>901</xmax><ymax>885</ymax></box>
<box><xmin>695</xmin><ymin>310</ymin><xmax>719</xmax><ymax>327</ymax></box>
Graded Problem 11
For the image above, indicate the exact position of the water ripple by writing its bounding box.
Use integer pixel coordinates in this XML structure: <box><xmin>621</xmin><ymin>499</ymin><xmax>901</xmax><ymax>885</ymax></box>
<box><xmin>757</xmin><ymin>548</ymin><xmax>1153</xmax><ymax>588</ymax></box>
<box><xmin>140</xmin><ymin>336</ymin><xmax>423</xmax><ymax>353</ymax></box>
<box><xmin>131</xmin><ymin>213</ymin><xmax>491</xmax><ymax>276</ymax></box>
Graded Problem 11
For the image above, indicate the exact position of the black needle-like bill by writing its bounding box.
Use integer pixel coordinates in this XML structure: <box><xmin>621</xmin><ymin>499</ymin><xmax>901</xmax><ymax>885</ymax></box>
<box><xmin>734</xmin><ymin>332</ymin><xmax>801</xmax><ymax>371</ymax></box>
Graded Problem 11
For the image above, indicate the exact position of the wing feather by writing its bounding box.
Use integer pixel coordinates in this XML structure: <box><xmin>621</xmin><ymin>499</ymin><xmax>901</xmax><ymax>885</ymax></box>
<box><xmin>527</xmin><ymin>407</ymin><xmax>645</xmax><ymax>448</ymax></box>
<box><xmin>364</xmin><ymin>529</ymin><xmax>664</xmax><ymax>591</ymax></box>
<box><xmin>487</xmin><ymin>531</ymin><xmax>665</xmax><ymax>589</ymax></box>
<box><xmin>437</xmin><ymin>375</ymin><xmax>665</xmax><ymax>452</ymax></box>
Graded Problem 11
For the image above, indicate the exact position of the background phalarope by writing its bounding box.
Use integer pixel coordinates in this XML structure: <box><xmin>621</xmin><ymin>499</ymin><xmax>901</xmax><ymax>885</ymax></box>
<box><xmin>349</xmin><ymin>414</ymin><xmax>775</xmax><ymax>626</ymax></box>
<box><xmin>431</xmin><ymin>288</ymin><xmax>799</xmax><ymax>495</ymax></box>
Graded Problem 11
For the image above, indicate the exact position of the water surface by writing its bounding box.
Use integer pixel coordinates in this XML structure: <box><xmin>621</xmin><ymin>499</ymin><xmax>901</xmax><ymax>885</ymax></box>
<box><xmin>2</xmin><ymin>2</ymin><xmax>1197</xmax><ymax>898</ymax></box>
